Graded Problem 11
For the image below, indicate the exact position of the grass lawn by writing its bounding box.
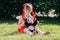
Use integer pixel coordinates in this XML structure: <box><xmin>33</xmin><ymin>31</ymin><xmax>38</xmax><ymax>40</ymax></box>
<box><xmin>0</xmin><ymin>18</ymin><xmax>60</xmax><ymax>40</ymax></box>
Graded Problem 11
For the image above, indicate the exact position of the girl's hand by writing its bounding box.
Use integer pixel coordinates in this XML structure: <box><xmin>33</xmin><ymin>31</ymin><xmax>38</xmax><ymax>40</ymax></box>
<box><xmin>37</xmin><ymin>21</ymin><xmax>40</xmax><ymax>26</ymax></box>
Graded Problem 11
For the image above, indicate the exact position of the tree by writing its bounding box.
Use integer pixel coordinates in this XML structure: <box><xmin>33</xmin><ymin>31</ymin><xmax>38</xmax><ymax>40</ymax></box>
<box><xmin>0</xmin><ymin>0</ymin><xmax>60</xmax><ymax>19</ymax></box>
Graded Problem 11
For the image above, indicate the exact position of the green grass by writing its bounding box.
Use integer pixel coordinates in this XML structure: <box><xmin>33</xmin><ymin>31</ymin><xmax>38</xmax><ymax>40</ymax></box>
<box><xmin>0</xmin><ymin>18</ymin><xmax>60</xmax><ymax>40</ymax></box>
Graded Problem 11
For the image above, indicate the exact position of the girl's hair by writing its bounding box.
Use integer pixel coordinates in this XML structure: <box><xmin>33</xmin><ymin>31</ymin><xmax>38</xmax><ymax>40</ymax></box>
<box><xmin>22</xmin><ymin>3</ymin><xmax>36</xmax><ymax>21</ymax></box>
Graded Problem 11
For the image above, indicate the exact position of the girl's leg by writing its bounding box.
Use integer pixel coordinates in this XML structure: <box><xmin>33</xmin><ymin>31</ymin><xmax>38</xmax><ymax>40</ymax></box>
<box><xmin>35</xmin><ymin>28</ymin><xmax>45</xmax><ymax>35</ymax></box>
<box><xmin>34</xmin><ymin>21</ymin><xmax>50</xmax><ymax>35</ymax></box>
<box><xmin>33</xmin><ymin>21</ymin><xmax>45</xmax><ymax>35</ymax></box>
<box><xmin>24</xmin><ymin>28</ymin><xmax>33</xmax><ymax>36</ymax></box>
<box><xmin>35</xmin><ymin>28</ymin><xmax>50</xmax><ymax>35</ymax></box>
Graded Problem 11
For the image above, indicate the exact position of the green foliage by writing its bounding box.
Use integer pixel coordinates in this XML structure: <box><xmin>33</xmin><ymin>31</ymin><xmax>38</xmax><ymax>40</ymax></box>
<box><xmin>0</xmin><ymin>0</ymin><xmax>60</xmax><ymax>19</ymax></box>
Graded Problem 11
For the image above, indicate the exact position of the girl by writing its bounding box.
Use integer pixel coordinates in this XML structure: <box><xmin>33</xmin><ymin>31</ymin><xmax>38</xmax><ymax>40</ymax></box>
<box><xmin>18</xmin><ymin>3</ymin><xmax>50</xmax><ymax>36</ymax></box>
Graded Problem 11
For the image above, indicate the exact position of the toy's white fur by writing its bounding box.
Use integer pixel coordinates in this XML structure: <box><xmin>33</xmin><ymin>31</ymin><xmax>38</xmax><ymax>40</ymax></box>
<box><xmin>26</xmin><ymin>15</ymin><xmax>34</xmax><ymax>23</ymax></box>
<box><xmin>28</xmin><ymin>26</ymin><xmax>34</xmax><ymax>30</ymax></box>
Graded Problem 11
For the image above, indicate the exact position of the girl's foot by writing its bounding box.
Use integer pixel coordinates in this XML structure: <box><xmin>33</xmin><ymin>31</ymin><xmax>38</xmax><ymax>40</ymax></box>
<box><xmin>44</xmin><ymin>32</ymin><xmax>50</xmax><ymax>35</ymax></box>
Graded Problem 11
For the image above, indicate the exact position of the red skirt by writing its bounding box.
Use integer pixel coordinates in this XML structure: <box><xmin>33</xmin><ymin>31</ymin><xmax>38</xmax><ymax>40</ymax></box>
<box><xmin>18</xmin><ymin>25</ymin><xmax>26</xmax><ymax>33</ymax></box>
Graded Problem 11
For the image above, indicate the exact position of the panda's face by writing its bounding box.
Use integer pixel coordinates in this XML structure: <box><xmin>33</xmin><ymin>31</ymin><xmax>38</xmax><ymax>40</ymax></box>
<box><xmin>27</xmin><ymin>16</ymin><xmax>33</xmax><ymax>23</ymax></box>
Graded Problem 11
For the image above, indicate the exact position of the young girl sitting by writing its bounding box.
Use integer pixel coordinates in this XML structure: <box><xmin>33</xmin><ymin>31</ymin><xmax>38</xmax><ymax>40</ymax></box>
<box><xmin>18</xmin><ymin>3</ymin><xmax>50</xmax><ymax>36</ymax></box>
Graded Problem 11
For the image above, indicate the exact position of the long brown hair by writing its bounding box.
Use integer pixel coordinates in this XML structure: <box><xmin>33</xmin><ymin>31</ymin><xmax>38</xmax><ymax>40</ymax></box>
<box><xmin>22</xmin><ymin>3</ymin><xmax>36</xmax><ymax>21</ymax></box>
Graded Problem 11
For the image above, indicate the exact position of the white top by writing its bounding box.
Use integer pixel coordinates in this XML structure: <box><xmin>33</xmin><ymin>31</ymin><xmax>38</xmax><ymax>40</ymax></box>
<box><xmin>16</xmin><ymin>15</ymin><xmax>22</xmax><ymax>19</ymax></box>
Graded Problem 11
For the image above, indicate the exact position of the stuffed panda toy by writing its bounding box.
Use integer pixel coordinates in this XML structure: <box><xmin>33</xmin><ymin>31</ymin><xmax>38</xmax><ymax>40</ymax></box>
<box><xmin>16</xmin><ymin>15</ymin><xmax>38</xmax><ymax>32</ymax></box>
<box><xmin>25</xmin><ymin>15</ymin><xmax>38</xmax><ymax>32</ymax></box>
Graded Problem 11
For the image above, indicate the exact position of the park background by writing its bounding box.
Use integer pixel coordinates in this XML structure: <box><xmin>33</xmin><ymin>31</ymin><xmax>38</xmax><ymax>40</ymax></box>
<box><xmin>0</xmin><ymin>0</ymin><xmax>60</xmax><ymax>40</ymax></box>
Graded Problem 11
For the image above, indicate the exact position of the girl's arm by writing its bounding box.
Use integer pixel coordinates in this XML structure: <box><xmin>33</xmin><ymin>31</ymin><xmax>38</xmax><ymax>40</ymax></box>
<box><xmin>18</xmin><ymin>18</ymin><xmax>24</xmax><ymax>28</ymax></box>
<box><xmin>34</xmin><ymin>20</ymin><xmax>39</xmax><ymax>29</ymax></box>
<box><xmin>37</xmin><ymin>20</ymin><xmax>39</xmax><ymax>26</ymax></box>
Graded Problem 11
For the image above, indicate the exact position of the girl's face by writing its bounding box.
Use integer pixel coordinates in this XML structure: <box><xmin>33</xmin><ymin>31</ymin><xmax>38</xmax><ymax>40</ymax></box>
<box><xmin>26</xmin><ymin>6</ymin><xmax>31</xmax><ymax>13</ymax></box>
<box><xmin>24</xmin><ymin>5</ymin><xmax>32</xmax><ymax>15</ymax></box>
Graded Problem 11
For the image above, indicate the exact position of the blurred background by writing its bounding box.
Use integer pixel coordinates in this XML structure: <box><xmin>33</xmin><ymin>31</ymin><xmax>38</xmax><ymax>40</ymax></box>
<box><xmin>0</xmin><ymin>0</ymin><xmax>60</xmax><ymax>19</ymax></box>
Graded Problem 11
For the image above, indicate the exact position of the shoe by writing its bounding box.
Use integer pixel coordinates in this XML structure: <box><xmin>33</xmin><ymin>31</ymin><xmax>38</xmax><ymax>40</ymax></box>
<box><xmin>44</xmin><ymin>32</ymin><xmax>50</xmax><ymax>35</ymax></box>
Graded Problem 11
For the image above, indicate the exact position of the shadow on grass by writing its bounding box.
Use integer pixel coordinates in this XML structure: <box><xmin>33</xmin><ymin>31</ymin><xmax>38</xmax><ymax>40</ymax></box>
<box><xmin>1</xmin><ymin>31</ymin><xmax>24</xmax><ymax>36</ymax></box>
<box><xmin>0</xmin><ymin>18</ymin><xmax>18</xmax><ymax>24</ymax></box>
